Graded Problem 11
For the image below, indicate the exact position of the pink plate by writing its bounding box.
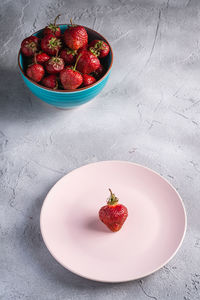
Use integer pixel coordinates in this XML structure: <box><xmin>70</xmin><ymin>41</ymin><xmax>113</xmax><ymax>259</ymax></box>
<box><xmin>40</xmin><ymin>161</ymin><xmax>187</xmax><ymax>282</ymax></box>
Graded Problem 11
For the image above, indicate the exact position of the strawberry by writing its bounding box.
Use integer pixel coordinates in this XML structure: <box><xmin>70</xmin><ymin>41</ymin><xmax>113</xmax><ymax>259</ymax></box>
<box><xmin>77</xmin><ymin>44</ymin><xmax>88</xmax><ymax>54</ymax></box>
<box><xmin>64</xmin><ymin>19</ymin><xmax>88</xmax><ymax>50</ymax></box>
<box><xmin>92</xmin><ymin>64</ymin><xmax>105</xmax><ymax>79</ymax></box>
<box><xmin>99</xmin><ymin>189</ymin><xmax>128</xmax><ymax>232</ymax></box>
<box><xmin>89</xmin><ymin>40</ymin><xmax>110</xmax><ymax>58</ymax></box>
<box><xmin>82</xmin><ymin>74</ymin><xmax>96</xmax><ymax>87</ymax></box>
<box><xmin>60</xmin><ymin>54</ymin><xmax>83</xmax><ymax>89</ymax></box>
<box><xmin>60</xmin><ymin>68</ymin><xmax>83</xmax><ymax>89</ymax></box>
<box><xmin>44</xmin><ymin>15</ymin><xmax>61</xmax><ymax>38</ymax></box>
<box><xmin>60</xmin><ymin>48</ymin><xmax>77</xmax><ymax>65</ymax></box>
<box><xmin>21</xmin><ymin>36</ymin><xmax>39</xmax><ymax>57</ymax></box>
<box><xmin>76</xmin><ymin>50</ymin><xmax>100</xmax><ymax>74</ymax></box>
<box><xmin>45</xmin><ymin>55</ymin><xmax>64</xmax><ymax>74</ymax></box>
<box><xmin>41</xmin><ymin>34</ymin><xmax>62</xmax><ymax>56</ymax></box>
<box><xmin>36</xmin><ymin>52</ymin><xmax>50</xmax><ymax>64</ymax></box>
<box><xmin>42</xmin><ymin>74</ymin><xmax>58</xmax><ymax>89</ymax></box>
<box><xmin>26</xmin><ymin>56</ymin><xmax>45</xmax><ymax>82</ymax></box>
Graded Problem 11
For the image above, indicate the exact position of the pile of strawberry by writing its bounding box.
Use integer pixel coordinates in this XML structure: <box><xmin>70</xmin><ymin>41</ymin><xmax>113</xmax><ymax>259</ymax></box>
<box><xmin>20</xmin><ymin>16</ymin><xmax>110</xmax><ymax>90</ymax></box>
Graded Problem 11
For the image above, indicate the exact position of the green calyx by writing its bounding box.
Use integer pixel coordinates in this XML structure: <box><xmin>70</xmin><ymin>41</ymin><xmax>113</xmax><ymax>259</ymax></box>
<box><xmin>89</xmin><ymin>47</ymin><xmax>99</xmax><ymax>57</ymax></box>
<box><xmin>47</xmin><ymin>14</ymin><xmax>60</xmax><ymax>31</ymax></box>
<box><xmin>89</xmin><ymin>41</ymin><xmax>104</xmax><ymax>57</ymax></box>
<box><xmin>47</xmin><ymin>23</ymin><xmax>59</xmax><ymax>32</ymax></box>
<box><xmin>49</xmin><ymin>37</ymin><xmax>61</xmax><ymax>49</ymax></box>
<box><xmin>94</xmin><ymin>41</ymin><xmax>103</xmax><ymax>49</ymax></box>
<box><xmin>26</xmin><ymin>41</ymin><xmax>37</xmax><ymax>51</ymax></box>
<box><xmin>50</xmin><ymin>57</ymin><xmax>61</xmax><ymax>64</ymax></box>
<box><xmin>66</xmin><ymin>48</ymin><xmax>77</xmax><ymax>56</ymax></box>
<box><xmin>107</xmin><ymin>189</ymin><xmax>119</xmax><ymax>206</ymax></box>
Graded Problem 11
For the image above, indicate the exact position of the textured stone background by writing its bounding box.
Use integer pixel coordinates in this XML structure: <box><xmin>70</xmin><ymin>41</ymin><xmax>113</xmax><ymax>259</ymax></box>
<box><xmin>1</xmin><ymin>0</ymin><xmax>200</xmax><ymax>299</ymax></box>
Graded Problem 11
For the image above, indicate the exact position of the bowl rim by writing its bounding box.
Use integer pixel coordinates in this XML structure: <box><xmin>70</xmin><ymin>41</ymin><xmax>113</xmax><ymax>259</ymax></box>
<box><xmin>18</xmin><ymin>24</ymin><xmax>113</xmax><ymax>93</ymax></box>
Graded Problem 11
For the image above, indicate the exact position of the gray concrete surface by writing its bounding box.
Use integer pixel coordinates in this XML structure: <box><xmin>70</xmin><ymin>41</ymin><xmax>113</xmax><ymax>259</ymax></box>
<box><xmin>1</xmin><ymin>0</ymin><xmax>200</xmax><ymax>299</ymax></box>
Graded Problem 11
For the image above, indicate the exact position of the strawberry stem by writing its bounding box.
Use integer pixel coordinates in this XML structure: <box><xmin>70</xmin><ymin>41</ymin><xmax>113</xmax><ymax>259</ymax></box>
<box><xmin>107</xmin><ymin>189</ymin><xmax>119</xmax><ymax>205</ymax></box>
<box><xmin>54</xmin><ymin>14</ymin><xmax>61</xmax><ymax>26</ymax></box>
<box><xmin>69</xmin><ymin>18</ymin><xmax>76</xmax><ymax>27</ymax></box>
<box><xmin>34</xmin><ymin>53</ymin><xmax>37</xmax><ymax>64</ymax></box>
<box><xmin>73</xmin><ymin>53</ymin><xmax>82</xmax><ymax>71</ymax></box>
<box><xmin>54</xmin><ymin>79</ymin><xmax>58</xmax><ymax>90</ymax></box>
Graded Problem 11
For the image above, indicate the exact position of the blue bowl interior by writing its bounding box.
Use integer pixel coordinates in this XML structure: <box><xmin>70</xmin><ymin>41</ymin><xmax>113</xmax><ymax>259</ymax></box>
<box><xmin>20</xmin><ymin>24</ymin><xmax>112</xmax><ymax>87</ymax></box>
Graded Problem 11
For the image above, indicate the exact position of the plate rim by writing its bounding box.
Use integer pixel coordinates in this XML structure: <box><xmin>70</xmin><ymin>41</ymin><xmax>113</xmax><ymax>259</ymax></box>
<box><xmin>40</xmin><ymin>160</ymin><xmax>187</xmax><ymax>283</ymax></box>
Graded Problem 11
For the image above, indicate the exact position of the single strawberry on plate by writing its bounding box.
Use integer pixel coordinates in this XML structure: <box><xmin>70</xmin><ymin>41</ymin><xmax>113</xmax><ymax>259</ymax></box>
<box><xmin>64</xmin><ymin>19</ymin><xmax>88</xmax><ymax>50</ymax></box>
<box><xmin>60</xmin><ymin>54</ymin><xmax>83</xmax><ymax>89</ymax></box>
<box><xmin>44</xmin><ymin>15</ymin><xmax>61</xmax><ymax>38</ymax></box>
<box><xmin>99</xmin><ymin>189</ymin><xmax>128</xmax><ymax>232</ymax></box>
<box><xmin>89</xmin><ymin>39</ymin><xmax>110</xmax><ymax>58</ymax></box>
<box><xmin>82</xmin><ymin>74</ymin><xmax>96</xmax><ymax>87</ymax></box>
<box><xmin>76</xmin><ymin>50</ymin><xmax>100</xmax><ymax>74</ymax></box>
<box><xmin>36</xmin><ymin>52</ymin><xmax>50</xmax><ymax>64</ymax></box>
<box><xmin>26</xmin><ymin>55</ymin><xmax>45</xmax><ymax>82</ymax></box>
<box><xmin>42</xmin><ymin>74</ymin><xmax>58</xmax><ymax>89</ymax></box>
<box><xmin>45</xmin><ymin>54</ymin><xmax>64</xmax><ymax>74</ymax></box>
<box><xmin>60</xmin><ymin>48</ymin><xmax>77</xmax><ymax>65</ymax></box>
<box><xmin>21</xmin><ymin>36</ymin><xmax>39</xmax><ymax>57</ymax></box>
<box><xmin>41</xmin><ymin>34</ymin><xmax>62</xmax><ymax>56</ymax></box>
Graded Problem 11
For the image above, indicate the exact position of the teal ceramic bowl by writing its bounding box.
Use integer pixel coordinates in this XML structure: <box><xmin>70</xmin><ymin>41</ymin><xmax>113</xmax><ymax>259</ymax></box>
<box><xmin>18</xmin><ymin>25</ymin><xmax>113</xmax><ymax>108</ymax></box>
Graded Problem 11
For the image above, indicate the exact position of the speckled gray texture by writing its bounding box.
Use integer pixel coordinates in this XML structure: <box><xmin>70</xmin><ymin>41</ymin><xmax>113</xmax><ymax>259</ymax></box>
<box><xmin>0</xmin><ymin>0</ymin><xmax>200</xmax><ymax>299</ymax></box>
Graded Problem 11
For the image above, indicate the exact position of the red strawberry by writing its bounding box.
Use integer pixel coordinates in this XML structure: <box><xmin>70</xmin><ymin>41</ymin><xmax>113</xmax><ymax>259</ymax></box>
<box><xmin>92</xmin><ymin>64</ymin><xmax>105</xmax><ymax>79</ymax></box>
<box><xmin>60</xmin><ymin>48</ymin><xmax>77</xmax><ymax>65</ymax></box>
<box><xmin>64</xmin><ymin>19</ymin><xmax>88</xmax><ymax>50</ymax></box>
<box><xmin>77</xmin><ymin>50</ymin><xmax>100</xmax><ymax>74</ymax></box>
<box><xmin>60</xmin><ymin>68</ymin><xmax>83</xmax><ymax>89</ymax></box>
<box><xmin>89</xmin><ymin>40</ymin><xmax>110</xmax><ymax>58</ymax></box>
<box><xmin>99</xmin><ymin>189</ymin><xmax>128</xmax><ymax>232</ymax></box>
<box><xmin>26</xmin><ymin>56</ymin><xmax>45</xmax><ymax>82</ymax></box>
<box><xmin>42</xmin><ymin>74</ymin><xmax>58</xmax><ymax>89</ymax></box>
<box><xmin>45</xmin><ymin>55</ymin><xmax>64</xmax><ymax>74</ymax></box>
<box><xmin>21</xmin><ymin>36</ymin><xmax>39</xmax><ymax>57</ymax></box>
<box><xmin>82</xmin><ymin>74</ymin><xmax>96</xmax><ymax>87</ymax></box>
<box><xmin>77</xmin><ymin>44</ymin><xmax>88</xmax><ymax>54</ymax></box>
<box><xmin>44</xmin><ymin>15</ymin><xmax>61</xmax><ymax>38</ymax></box>
<box><xmin>41</xmin><ymin>34</ymin><xmax>62</xmax><ymax>56</ymax></box>
<box><xmin>60</xmin><ymin>54</ymin><xmax>83</xmax><ymax>89</ymax></box>
<box><xmin>36</xmin><ymin>52</ymin><xmax>50</xmax><ymax>64</ymax></box>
